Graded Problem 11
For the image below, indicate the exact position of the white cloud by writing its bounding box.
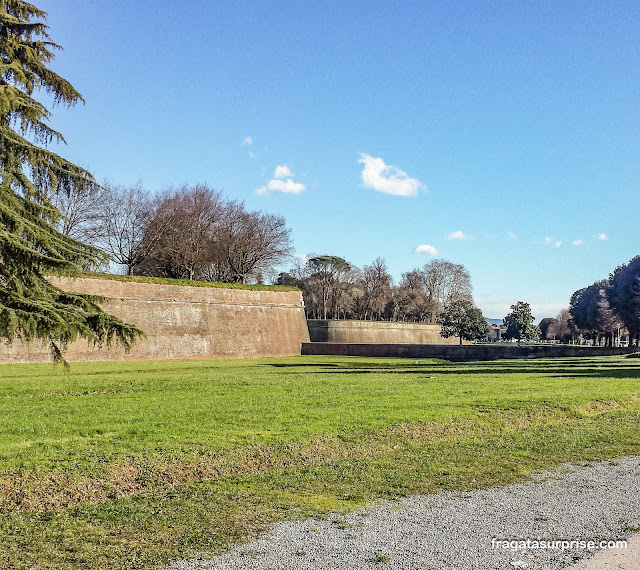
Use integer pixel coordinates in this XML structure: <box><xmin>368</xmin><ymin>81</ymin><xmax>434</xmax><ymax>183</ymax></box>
<box><xmin>446</xmin><ymin>230</ymin><xmax>472</xmax><ymax>241</ymax></box>
<box><xmin>273</xmin><ymin>165</ymin><xmax>292</xmax><ymax>179</ymax></box>
<box><xmin>544</xmin><ymin>236</ymin><xmax>553</xmax><ymax>243</ymax></box>
<box><xmin>256</xmin><ymin>178</ymin><xmax>306</xmax><ymax>196</ymax></box>
<box><xmin>414</xmin><ymin>244</ymin><xmax>438</xmax><ymax>255</ymax></box>
<box><xmin>359</xmin><ymin>153</ymin><xmax>425</xmax><ymax>196</ymax></box>
<box><xmin>256</xmin><ymin>165</ymin><xmax>306</xmax><ymax>196</ymax></box>
<box><xmin>242</xmin><ymin>136</ymin><xmax>253</xmax><ymax>145</ymax></box>
<box><xmin>554</xmin><ymin>241</ymin><xmax>562</xmax><ymax>247</ymax></box>
<box><xmin>507</xmin><ymin>232</ymin><xmax>517</xmax><ymax>240</ymax></box>
<box><xmin>572</xmin><ymin>240</ymin><xmax>584</xmax><ymax>246</ymax></box>
<box><xmin>249</xmin><ymin>151</ymin><xmax>256</xmax><ymax>159</ymax></box>
<box><xmin>598</xmin><ymin>233</ymin><xmax>608</xmax><ymax>241</ymax></box>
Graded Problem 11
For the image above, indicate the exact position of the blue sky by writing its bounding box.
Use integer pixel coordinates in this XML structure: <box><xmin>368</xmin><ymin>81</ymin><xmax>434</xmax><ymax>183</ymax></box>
<box><xmin>38</xmin><ymin>0</ymin><xmax>639</xmax><ymax>320</ymax></box>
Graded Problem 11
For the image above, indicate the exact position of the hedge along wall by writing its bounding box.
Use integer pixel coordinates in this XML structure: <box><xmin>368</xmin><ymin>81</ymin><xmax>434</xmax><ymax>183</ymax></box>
<box><xmin>301</xmin><ymin>342</ymin><xmax>636</xmax><ymax>361</ymax></box>
<box><xmin>307</xmin><ymin>319</ymin><xmax>469</xmax><ymax>345</ymax></box>
<box><xmin>0</xmin><ymin>277</ymin><xmax>310</xmax><ymax>363</ymax></box>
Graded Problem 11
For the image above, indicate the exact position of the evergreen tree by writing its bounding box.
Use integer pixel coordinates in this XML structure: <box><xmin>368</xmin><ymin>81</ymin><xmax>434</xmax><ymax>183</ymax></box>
<box><xmin>569</xmin><ymin>280</ymin><xmax>619</xmax><ymax>346</ymax></box>
<box><xmin>607</xmin><ymin>256</ymin><xmax>640</xmax><ymax>346</ymax></box>
<box><xmin>502</xmin><ymin>301</ymin><xmax>540</xmax><ymax>345</ymax></box>
<box><xmin>436</xmin><ymin>299</ymin><xmax>488</xmax><ymax>345</ymax></box>
<box><xmin>0</xmin><ymin>1</ymin><xmax>140</xmax><ymax>362</ymax></box>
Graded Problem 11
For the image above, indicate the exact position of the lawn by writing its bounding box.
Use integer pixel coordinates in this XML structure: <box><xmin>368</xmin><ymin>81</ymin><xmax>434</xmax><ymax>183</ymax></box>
<box><xmin>0</xmin><ymin>355</ymin><xmax>639</xmax><ymax>569</ymax></box>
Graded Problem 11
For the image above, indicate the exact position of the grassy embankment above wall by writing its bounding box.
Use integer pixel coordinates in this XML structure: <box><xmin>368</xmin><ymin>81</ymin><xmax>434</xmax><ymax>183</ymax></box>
<box><xmin>68</xmin><ymin>272</ymin><xmax>300</xmax><ymax>291</ymax></box>
<box><xmin>1</xmin><ymin>355</ymin><xmax>639</xmax><ymax>568</ymax></box>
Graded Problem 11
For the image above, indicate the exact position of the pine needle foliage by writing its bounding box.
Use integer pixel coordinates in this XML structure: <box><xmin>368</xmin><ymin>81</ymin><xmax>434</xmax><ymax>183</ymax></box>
<box><xmin>0</xmin><ymin>1</ymin><xmax>141</xmax><ymax>363</ymax></box>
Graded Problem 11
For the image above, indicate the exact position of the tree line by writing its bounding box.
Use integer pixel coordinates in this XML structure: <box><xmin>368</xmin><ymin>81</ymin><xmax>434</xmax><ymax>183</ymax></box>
<box><xmin>277</xmin><ymin>256</ymin><xmax>474</xmax><ymax>322</ymax></box>
<box><xmin>49</xmin><ymin>183</ymin><xmax>293</xmax><ymax>284</ymax></box>
<box><xmin>540</xmin><ymin>255</ymin><xmax>640</xmax><ymax>346</ymax></box>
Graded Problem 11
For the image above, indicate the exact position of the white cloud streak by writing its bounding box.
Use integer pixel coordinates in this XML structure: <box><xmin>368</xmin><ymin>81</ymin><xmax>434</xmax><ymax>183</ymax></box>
<box><xmin>414</xmin><ymin>244</ymin><xmax>438</xmax><ymax>255</ymax></box>
<box><xmin>446</xmin><ymin>230</ymin><xmax>472</xmax><ymax>240</ymax></box>
<box><xmin>242</xmin><ymin>136</ymin><xmax>253</xmax><ymax>145</ymax></box>
<box><xmin>598</xmin><ymin>233</ymin><xmax>608</xmax><ymax>241</ymax></box>
<box><xmin>572</xmin><ymin>240</ymin><xmax>584</xmax><ymax>246</ymax></box>
<box><xmin>359</xmin><ymin>153</ymin><xmax>425</xmax><ymax>196</ymax></box>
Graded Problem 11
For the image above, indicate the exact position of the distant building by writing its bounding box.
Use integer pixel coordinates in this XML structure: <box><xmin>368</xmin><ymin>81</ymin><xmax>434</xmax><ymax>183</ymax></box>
<box><xmin>487</xmin><ymin>323</ymin><xmax>504</xmax><ymax>342</ymax></box>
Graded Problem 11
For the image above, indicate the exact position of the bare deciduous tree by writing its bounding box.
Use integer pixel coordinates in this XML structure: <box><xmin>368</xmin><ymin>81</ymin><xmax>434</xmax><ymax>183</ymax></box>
<box><xmin>46</xmin><ymin>182</ymin><xmax>102</xmax><ymax>241</ymax></box>
<box><xmin>546</xmin><ymin>309</ymin><xmax>576</xmax><ymax>344</ymax></box>
<box><xmin>422</xmin><ymin>259</ymin><xmax>472</xmax><ymax>322</ymax></box>
<box><xmin>219</xmin><ymin>203</ymin><xmax>292</xmax><ymax>284</ymax></box>
<box><xmin>91</xmin><ymin>183</ymin><xmax>157</xmax><ymax>275</ymax></box>
<box><xmin>290</xmin><ymin>255</ymin><xmax>475</xmax><ymax>323</ymax></box>
<box><xmin>398</xmin><ymin>269</ymin><xmax>432</xmax><ymax>322</ymax></box>
<box><xmin>138</xmin><ymin>185</ymin><xmax>224</xmax><ymax>280</ymax></box>
<box><xmin>137</xmin><ymin>186</ymin><xmax>292</xmax><ymax>284</ymax></box>
<box><xmin>358</xmin><ymin>257</ymin><xmax>392</xmax><ymax>320</ymax></box>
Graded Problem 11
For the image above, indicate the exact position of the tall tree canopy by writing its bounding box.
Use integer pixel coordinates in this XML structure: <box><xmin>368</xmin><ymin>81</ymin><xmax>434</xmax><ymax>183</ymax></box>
<box><xmin>570</xmin><ymin>280</ymin><xmax>620</xmax><ymax>346</ymax></box>
<box><xmin>607</xmin><ymin>256</ymin><xmax>640</xmax><ymax>345</ymax></box>
<box><xmin>306</xmin><ymin>255</ymin><xmax>353</xmax><ymax>320</ymax></box>
<box><xmin>502</xmin><ymin>301</ymin><xmax>540</xmax><ymax>344</ymax></box>
<box><xmin>0</xmin><ymin>1</ymin><xmax>140</xmax><ymax>361</ymax></box>
<box><xmin>436</xmin><ymin>299</ymin><xmax>488</xmax><ymax>345</ymax></box>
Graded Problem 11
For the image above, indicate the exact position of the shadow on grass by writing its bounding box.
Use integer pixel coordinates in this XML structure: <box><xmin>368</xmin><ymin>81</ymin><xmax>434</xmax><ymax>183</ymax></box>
<box><xmin>263</xmin><ymin>359</ymin><xmax>640</xmax><ymax>380</ymax></box>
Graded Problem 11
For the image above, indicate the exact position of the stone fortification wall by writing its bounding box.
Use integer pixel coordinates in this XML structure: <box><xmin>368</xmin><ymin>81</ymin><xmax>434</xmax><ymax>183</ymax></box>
<box><xmin>302</xmin><ymin>342</ymin><xmax>636</xmax><ymax>361</ymax></box>
<box><xmin>0</xmin><ymin>277</ymin><xmax>309</xmax><ymax>363</ymax></box>
<box><xmin>307</xmin><ymin>319</ymin><xmax>467</xmax><ymax>345</ymax></box>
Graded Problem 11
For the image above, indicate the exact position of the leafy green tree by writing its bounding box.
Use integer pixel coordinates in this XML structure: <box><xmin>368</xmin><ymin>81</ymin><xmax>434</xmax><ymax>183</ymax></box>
<box><xmin>570</xmin><ymin>280</ymin><xmax>620</xmax><ymax>346</ymax></box>
<box><xmin>0</xmin><ymin>1</ymin><xmax>140</xmax><ymax>362</ymax></box>
<box><xmin>436</xmin><ymin>299</ymin><xmax>488</xmax><ymax>345</ymax></box>
<box><xmin>538</xmin><ymin>317</ymin><xmax>557</xmax><ymax>340</ymax></box>
<box><xmin>502</xmin><ymin>301</ymin><xmax>540</xmax><ymax>344</ymax></box>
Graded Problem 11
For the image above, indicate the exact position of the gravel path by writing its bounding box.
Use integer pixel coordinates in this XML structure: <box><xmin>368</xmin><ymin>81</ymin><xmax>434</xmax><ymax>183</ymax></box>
<box><xmin>165</xmin><ymin>456</ymin><xmax>640</xmax><ymax>570</ymax></box>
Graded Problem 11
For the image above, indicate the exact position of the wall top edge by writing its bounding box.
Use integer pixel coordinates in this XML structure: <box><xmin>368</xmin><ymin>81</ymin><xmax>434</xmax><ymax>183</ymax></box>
<box><xmin>50</xmin><ymin>277</ymin><xmax>305</xmax><ymax>307</ymax></box>
<box><xmin>307</xmin><ymin>319</ymin><xmax>441</xmax><ymax>329</ymax></box>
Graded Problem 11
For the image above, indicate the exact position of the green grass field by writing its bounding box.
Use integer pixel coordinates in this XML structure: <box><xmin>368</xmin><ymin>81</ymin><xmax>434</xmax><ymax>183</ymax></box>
<box><xmin>1</xmin><ymin>355</ymin><xmax>639</xmax><ymax>569</ymax></box>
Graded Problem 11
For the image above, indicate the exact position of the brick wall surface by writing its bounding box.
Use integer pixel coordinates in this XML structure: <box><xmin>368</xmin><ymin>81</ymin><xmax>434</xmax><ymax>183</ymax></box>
<box><xmin>307</xmin><ymin>319</ymin><xmax>468</xmax><ymax>345</ymax></box>
<box><xmin>0</xmin><ymin>277</ymin><xmax>310</xmax><ymax>363</ymax></box>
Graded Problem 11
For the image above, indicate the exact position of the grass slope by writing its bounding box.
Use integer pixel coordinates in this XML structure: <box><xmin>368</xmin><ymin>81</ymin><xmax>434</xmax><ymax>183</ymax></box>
<box><xmin>0</xmin><ymin>356</ymin><xmax>639</xmax><ymax>568</ymax></box>
<box><xmin>69</xmin><ymin>272</ymin><xmax>299</xmax><ymax>291</ymax></box>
